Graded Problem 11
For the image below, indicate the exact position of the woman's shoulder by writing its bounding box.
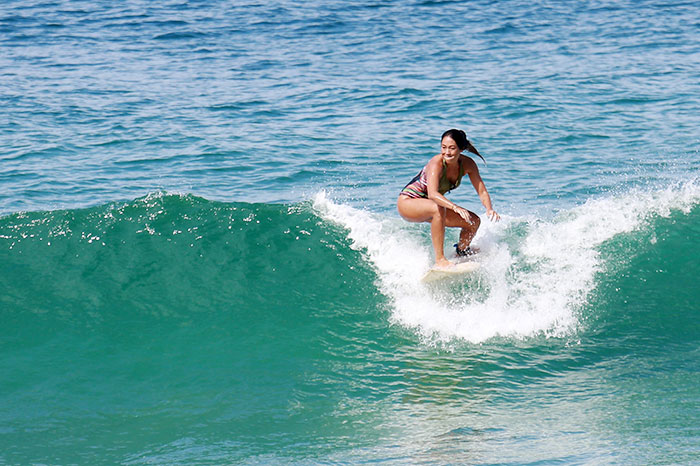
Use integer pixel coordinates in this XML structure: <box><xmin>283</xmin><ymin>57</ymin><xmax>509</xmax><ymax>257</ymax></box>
<box><xmin>421</xmin><ymin>155</ymin><xmax>443</xmax><ymax>176</ymax></box>
<box><xmin>426</xmin><ymin>154</ymin><xmax>443</xmax><ymax>166</ymax></box>
<box><xmin>460</xmin><ymin>155</ymin><xmax>478</xmax><ymax>172</ymax></box>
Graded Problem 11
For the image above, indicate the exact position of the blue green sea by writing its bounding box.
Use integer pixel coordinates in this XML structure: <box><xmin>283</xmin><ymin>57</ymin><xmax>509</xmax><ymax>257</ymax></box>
<box><xmin>1</xmin><ymin>0</ymin><xmax>699</xmax><ymax>464</ymax></box>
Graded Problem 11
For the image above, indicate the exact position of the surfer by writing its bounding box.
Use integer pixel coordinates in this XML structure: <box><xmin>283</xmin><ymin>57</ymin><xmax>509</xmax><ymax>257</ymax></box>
<box><xmin>397</xmin><ymin>129</ymin><xmax>500</xmax><ymax>268</ymax></box>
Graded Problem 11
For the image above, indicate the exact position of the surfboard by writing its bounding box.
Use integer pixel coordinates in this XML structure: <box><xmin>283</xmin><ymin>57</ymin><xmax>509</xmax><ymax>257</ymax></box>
<box><xmin>421</xmin><ymin>260</ymin><xmax>480</xmax><ymax>283</ymax></box>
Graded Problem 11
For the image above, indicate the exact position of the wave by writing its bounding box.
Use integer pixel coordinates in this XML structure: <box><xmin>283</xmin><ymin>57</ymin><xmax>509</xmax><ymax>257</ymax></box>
<box><xmin>2</xmin><ymin>181</ymin><xmax>698</xmax><ymax>345</ymax></box>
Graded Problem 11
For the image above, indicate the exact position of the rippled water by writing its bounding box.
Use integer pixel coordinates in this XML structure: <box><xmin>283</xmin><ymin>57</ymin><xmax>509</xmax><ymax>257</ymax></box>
<box><xmin>3</xmin><ymin>0</ymin><xmax>698</xmax><ymax>215</ymax></box>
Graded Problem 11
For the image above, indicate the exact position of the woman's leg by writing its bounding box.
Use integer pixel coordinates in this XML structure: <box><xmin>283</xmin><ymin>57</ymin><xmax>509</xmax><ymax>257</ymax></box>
<box><xmin>455</xmin><ymin>214</ymin><xmax>481</xmax><ymax>251</ymax></box>
<box><xmin>430</xmin><ymin>205</ymin><xmax>448</xmax><ymax>264</ymax></box>
<box><xmin>398</xmin><ymin>196</ymin><xmax>480</xmax><ymax>265</ymax></box>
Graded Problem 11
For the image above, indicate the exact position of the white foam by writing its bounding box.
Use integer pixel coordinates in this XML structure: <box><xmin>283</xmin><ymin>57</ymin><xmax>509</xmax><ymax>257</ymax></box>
<box><xmin>313</xmin><ymin>180</ymin><xmax>699</xmax><ymax>344</ymax></box>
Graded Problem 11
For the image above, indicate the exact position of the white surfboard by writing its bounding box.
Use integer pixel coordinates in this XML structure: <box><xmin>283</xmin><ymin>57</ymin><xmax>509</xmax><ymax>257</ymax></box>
<box><xmin>421</xmin><ymin>261</ymin><xmax>480</xmax><ymax>283</ymax></box>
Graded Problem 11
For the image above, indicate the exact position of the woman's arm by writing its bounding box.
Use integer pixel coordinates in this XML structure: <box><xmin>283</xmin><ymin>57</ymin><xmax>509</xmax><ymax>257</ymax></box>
<box><xmin>465</xmin><ymin>157</ymin><xmax>500</xmax><ymax>221</ymax></box>
<box><xmin>425</xmin><ymin>156</ymin><xmax>474</xmax><ymax>223</ymax></box>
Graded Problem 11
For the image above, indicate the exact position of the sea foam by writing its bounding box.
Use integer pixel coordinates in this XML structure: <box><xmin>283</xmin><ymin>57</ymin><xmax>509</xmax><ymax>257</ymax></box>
<box><xmin>313</xmin><ymin>180</ymin><xmax>699</xmax><ymax>344</ymax></box>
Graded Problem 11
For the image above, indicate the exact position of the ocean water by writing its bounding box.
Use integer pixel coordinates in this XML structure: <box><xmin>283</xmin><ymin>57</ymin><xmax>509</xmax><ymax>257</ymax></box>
<box><xmin>1</xmin><ymin>0</ymin><xmax>699</xmax><ymax>464</ymax></box>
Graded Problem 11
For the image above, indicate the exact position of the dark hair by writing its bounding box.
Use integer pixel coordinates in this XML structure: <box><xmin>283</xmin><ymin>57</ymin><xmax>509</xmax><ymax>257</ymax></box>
<box><xmin>441</xmin><ymin>129</ymin><xmax>485</xmax><ymax>163</ymax></box>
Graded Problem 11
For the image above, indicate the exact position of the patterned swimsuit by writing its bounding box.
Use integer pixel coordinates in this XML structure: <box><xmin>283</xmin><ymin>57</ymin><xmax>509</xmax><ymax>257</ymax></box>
<box><xmin>400</xmin><ymin>158</ymin><xmax>464</xmax><ymax>199</ymax></box>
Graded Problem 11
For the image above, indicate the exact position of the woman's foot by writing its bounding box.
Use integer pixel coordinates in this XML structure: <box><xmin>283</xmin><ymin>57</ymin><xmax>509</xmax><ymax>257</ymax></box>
<box><xmin>435</xmin><ymin>257</ymin><xmax>453</xmax><ymax>268</ymax></box>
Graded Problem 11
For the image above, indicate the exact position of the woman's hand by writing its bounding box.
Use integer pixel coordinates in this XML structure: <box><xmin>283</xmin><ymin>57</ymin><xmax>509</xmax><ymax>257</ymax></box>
<box><xmin>452</xmin><ymin>205</ymin><xmax>474</xmax><ymax>224</ymax></box>
<box><xmin>486</xmin><ymin>209</ymin><xmax>500</xmax><ymax>222</ymax></box>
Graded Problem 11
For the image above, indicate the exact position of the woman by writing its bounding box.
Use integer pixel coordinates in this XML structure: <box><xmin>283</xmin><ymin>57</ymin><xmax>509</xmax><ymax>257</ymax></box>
<box><xmin>397</xmin><ymin>129</ymin><xmax>500</xmax><ymax>268</ymax></box>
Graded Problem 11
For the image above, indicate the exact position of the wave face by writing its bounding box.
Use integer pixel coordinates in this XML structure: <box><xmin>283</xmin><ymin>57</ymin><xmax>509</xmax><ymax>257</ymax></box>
<box><xmin>1</xmin><ymin>186</ymin><xmax>699</xmax><ymax>463</ymax></box>
<box><xmin>0</xmin><ymin>193</ymin><xmax>386</xmax><ymax>354</ymax></box>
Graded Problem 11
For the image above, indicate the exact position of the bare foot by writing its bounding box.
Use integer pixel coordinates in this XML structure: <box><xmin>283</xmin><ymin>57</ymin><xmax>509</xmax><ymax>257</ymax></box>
<box><xmin>434</xmin><ymin>257</ymin><xmax>453</xmax><ymax>268</ymax></box>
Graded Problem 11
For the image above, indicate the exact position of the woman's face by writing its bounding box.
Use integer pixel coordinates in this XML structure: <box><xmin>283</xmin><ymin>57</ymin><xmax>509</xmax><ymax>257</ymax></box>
<box><xmin>441</xmin><ymin>136</ymin><xmax>461</xmax><ymax>162</ymax></box>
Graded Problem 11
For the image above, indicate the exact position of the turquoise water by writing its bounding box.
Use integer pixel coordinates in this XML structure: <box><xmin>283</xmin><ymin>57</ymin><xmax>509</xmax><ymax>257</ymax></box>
<box><xmin>2</xmin><ymin>1</ymin><xmax>699</xmax><ymax>464</ymax></box>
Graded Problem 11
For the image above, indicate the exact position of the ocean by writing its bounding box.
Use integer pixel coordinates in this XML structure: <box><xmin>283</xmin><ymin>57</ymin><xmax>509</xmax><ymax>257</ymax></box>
<box><xmin>1</xmin><ymin>0</ymin><xmax>699</xmax><ymax>464</ymax></box>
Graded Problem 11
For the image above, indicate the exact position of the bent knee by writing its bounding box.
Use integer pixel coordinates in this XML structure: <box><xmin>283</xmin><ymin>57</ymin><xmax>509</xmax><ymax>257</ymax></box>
<box><xmin>472</xmin><ymin>213</ymin><xmax>481</xmax><ymax>228</ymax></box>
